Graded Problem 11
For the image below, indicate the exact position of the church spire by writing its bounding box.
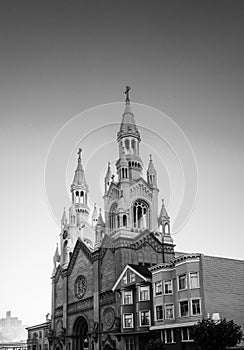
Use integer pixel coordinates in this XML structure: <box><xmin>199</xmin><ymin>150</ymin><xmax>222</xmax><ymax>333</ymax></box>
<box><xmin>70</xmin><ymin>148</ymin><xmax>90</xmax><ymax>218</ymax></box>
<box><xmin>116</xmin><ymin>86</ymin><xmax>143</xmax><ymax>181</ymax></box>
<box><xmin>147</xmin><ymin>154</ymin><xmax>157</xmax><ymax>187</ymax></box>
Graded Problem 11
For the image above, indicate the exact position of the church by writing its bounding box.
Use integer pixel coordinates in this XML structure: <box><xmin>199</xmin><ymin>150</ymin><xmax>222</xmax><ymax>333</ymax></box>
<box><xmin>49</xmin><ymin>87</ymin><xmax>175</xmax><ymax>350</ymax></box>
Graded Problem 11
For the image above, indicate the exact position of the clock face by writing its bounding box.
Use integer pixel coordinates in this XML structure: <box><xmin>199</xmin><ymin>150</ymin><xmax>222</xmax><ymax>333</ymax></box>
<box><xmin>75</xmin><ymin>275</ymin><xmax>87</xmax><ymax>299</ymax></box>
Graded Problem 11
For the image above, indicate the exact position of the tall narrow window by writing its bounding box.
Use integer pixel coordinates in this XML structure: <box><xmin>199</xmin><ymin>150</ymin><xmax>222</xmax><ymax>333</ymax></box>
<box><xmin>189</xmin><ymin>272</ymin><xmax>199</xmax><ymax>289</ymax></box>
<box><xmin>133</xmin><ymin>200</ymin><xmax>149</xmax><ymax>229</ymax></box>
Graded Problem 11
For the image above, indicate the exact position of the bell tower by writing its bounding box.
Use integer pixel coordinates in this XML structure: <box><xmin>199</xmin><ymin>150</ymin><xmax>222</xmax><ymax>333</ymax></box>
<box><xmin>70</xmin><ymin>148</ymin><xmax>90</xmax><ymax>224</ymax></box>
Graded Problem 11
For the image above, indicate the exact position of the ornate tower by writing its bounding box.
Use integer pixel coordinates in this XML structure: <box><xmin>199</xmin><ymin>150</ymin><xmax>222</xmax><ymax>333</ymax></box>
<box><xmin>103</xmin><ymin>87</ymin><xmax>161</xmax><ymax>239</ymax></box>
<box><xmin>70</xmin><ymin>148</ymin><xmax>90</xmax><ymax>225</ymax></box>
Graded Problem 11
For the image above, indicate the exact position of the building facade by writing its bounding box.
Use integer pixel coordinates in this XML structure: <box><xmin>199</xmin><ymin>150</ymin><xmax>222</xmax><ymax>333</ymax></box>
<box><xmin>150</xmin><ymin>253</ymin><xmax>244</xmax><ymax>349</ymax></box>
<box><xmin>26</xmin><ymin>321</ymin><xmax>50</xmax><ymax>350</ymax></box>
<box><xmin>49</xmin><ymin>89</ymin><xmax>175</xmax><ymax>350</ymax></box>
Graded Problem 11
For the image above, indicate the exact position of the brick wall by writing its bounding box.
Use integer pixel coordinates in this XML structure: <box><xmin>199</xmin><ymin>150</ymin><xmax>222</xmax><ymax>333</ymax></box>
<box><xmin>201</xmin><ymin>255</ymin><xmax>244</xmax><ymax>330</ymax></box>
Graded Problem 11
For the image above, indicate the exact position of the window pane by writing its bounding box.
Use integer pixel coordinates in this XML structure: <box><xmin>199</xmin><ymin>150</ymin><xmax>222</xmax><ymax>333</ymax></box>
<box><xmin>123</xmin><ymin>290</ymin><xmax>132</xmax><ymax>304</ymax></box>
<box><xmin>140</xmin><ymin>311</ymin><xmax>150</xmax><ymax>326</ymax></box>
<box><xmin>164</xmin><ymin>280</ymin><xmax>173</xmax><ymax>294</ymax></box>
<box><xmin>165</xmin><ymin>304</ymin><xmax>174</xmax><ymax>319</ymax></box>
<box><xmin>124</xmin><ymin>314</ymin><xmax>133</xmax><ymax>328</ymax></box>
<box><xmin>178</xmin><ymin>275</ymin><xmax>187</xmax><ymax>290</ymax></box>
<box><xmin>189</xmin><ymin>272</ymin><xmax>199</xmax><ymax>288</ymax></box>
<box><xmin>192</xmin><ymin>299</ymin><xmax>201</xmax><ymax>315</ymax></box>
<box><xmin>155</xmin><ymin>281</ymin><xmax>162</xmax><ymax>295</ymax></box>
<box><xmin>165</xmin><ymin>329</ymin><xmax>174</xmax><ymax>343</ymax></box>
<box><xmin>180</xmin><ymin>301</ymin><xmax>189</xmax><ymax>317</ymax></box>
<box><xmin>140</xmin><ymin>286</ymin><xmax>150</xmax><ymax>300</ymax></box>
<box><xmin>156</xmin><ymin>305</ymin><xmax>163</xmax><ymax>320</ymax></box>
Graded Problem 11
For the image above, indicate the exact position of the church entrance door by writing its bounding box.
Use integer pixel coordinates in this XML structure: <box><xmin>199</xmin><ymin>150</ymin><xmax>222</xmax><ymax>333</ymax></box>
<box><xmin>72</xmin><ymin>316</ymin><xmax>89</xmax><ymax>350</ymax></box>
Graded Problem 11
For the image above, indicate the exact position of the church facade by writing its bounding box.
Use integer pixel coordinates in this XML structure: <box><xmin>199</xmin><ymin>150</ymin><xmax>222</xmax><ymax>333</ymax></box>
<box><xmin>49</xmin><ymin>88</ymin><xmax>175</xmax><ymax>350</ymax></box>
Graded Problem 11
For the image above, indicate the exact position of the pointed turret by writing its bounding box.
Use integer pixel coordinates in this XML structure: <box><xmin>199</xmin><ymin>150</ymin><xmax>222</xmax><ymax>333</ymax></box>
<box><xmin>70</xmin><ymin>148</ymin><xmax>90</xmax><ymax>218</ymax></box>
<box><xmin>95</xmin><ymin>209</ymin><xmax>105</xmax><ymax>246</ymax></box>
<box><xmin>147</xmin><ymin>154</ymin><xmax>157</xmax><ymax>187</ymax></box>
<box><xmin>92</xmin><ymin>203</ymin><xmax>98</xmax><ymax>228</ymax></box>
<box><xmin>97</xmin><ymin>208</ymin><xmax>105</xmax><ymax>227</ymax></box>
<box><xmin>116</xmin><ymin>86</ymin><xmax>143</xmax><ymax>181</ymax></box>
<box><xmin>159</xmin><ymin>199</ymin><xmax>171</xmax><ymax>237</ymax></box>
<box><xmin>52</xmin><ymin>244</ymin><xmax>60</xmax><ymax>275</ymax></box>
<box><xmin>61</xmin><ymin>207</ymin><xmax>67</xmax><ymax>226</ymax></box>
<box><xmin>72</xmin><ymin>148</ymin><xmax>88</xmax><ymax>190</ymax></box>
<box><xmin>104</xmin><ymin>162</ymin><xmax>112</xmax><ymax>193</ymax></box>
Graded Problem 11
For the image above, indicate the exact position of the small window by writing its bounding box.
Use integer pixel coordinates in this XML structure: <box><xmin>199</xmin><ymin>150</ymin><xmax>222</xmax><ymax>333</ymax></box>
<box><xmin>139</xmin><ymin>310</ymin><xmax>151</xmax><ymax>327</ymax></box>
<box><xmin>139</xmin><ymin>285</ymin><xmax>150</xmax><ymax>301</ymax></box>
<box><xmin>155</xmin><ymin>281</ymin><xmax>163</xmax><ymax>296</ymax></box>
<box><xmin>181</xmin><ymin>327</ymin><xmax>193</xmax><ymax>341</ymax></box>
<box><xmin>191</xmin><ymin>299</ymin><xmax>201</xmax><ymax>315</ymax></box>
<box><xmin>164</xmin><ymin>280</ymin><xmax>173</xmax><ymax>294</ymax></box>
<box><xmin>123</xmin><ymin>314</ymin><xmax>133</xmax><ymax>328</ymax></box>
<box><xmin>155</xmin><ymin>305</ymin><xmax>164</xmax><ymax>321</ymax></box>
<box><xmin>189</xmin><ymin>272</ymin><xmax>200</xmax><ymax>289</ymax></box>
<box><xmin>179</xmin><ymin>300</ymin><xmax>189</xmax><ymax>317</ymax></box>
<box><xmin>164</xmin><ymin>329</ymin><xmax>175</xmax><ymax>344</ymax></box>
<box><xmin>129</xmin><ymin>272</ymin><xmax>135</xmax><ymax>283</ymax></box>
<box><xmin>122</xmin><ymin>290</ymin><xmax>133</xmax><ymax>305</ymax></box>
<box><xmin>39</xmin><ymin>331</ymin><xmax>42</xmax><ymax>338</ymax></box>
<box><xmin>165</xmin><ymin>304</ymin><xmax>174</xmax><ymax>319</ymax></box>
<box><xmin>122</xmin><ymin>273</ymin><xmax>127</xmax><ymax>285</ymax></box>
<box><xmin>178</xmin><ymin>274</ymin><xmax>187</xmax><ymax>290</ymax></box>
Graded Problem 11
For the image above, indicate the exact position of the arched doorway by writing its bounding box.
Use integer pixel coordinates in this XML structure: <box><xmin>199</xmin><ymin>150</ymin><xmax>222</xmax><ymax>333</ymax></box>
<box><xmin>73</xmin><ymin>316</ymin><xmax>89</xmax><ymax>350</ymax></box>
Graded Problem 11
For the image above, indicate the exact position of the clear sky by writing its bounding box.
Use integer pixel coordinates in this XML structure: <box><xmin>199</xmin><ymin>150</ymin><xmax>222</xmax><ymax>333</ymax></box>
<box><xmin>0</xmin><ymin>0</ymin><xmax>243</xmax><ymax>327</ymax></box>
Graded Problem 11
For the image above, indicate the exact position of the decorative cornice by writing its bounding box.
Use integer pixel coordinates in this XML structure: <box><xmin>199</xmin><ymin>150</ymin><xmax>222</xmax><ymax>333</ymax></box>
<box><xmin>67</xmin><ymin>296</ymin><xmax>94</xmax><ymax>315</ymax></box>
<box><xmin>149</xmin><ymin>253</ymin><xmax>201</xmax><ymax>272</ymax></box>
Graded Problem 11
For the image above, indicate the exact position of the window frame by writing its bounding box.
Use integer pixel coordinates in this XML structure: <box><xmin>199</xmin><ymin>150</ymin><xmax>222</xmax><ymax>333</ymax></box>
<box><xmin>181</xmin><ymin>327</ymin><xmax>193</xmax><ymax>342</ymax></box>
<box><xmin>122</xmin><ymin>290</ymin><xmax>133</xmax><ymax>305</ymax></box>
<box><xmin>138</xmin><ymin>285</ymin><xmax>150</xmax><ymax>301</ymax></box>
<box><xmin>189</xmin><ymin>272</ymin><xmax>200</xmax><ymax>289</ymax></box>
<box><xmin>164</xmin><ymin>329</ymin><xmax>176</xmax><ymax>344</ymax></box>
<box><xmin>154</xmin><ymin>280</ymin><xmax>163</xmax><ymax>296</ymax></box>
<box><xmin>155</xmin><ymin>305</ymin><xmax>164</xmax><ymax>321</ymax></box>
<box><xmin>179</xmin><ymin>299</ymin><xmax>189</xmax><ymax>317</ymax></box>
<box><xmin>139</xmin><ymin>310</ymin><xmax>151</xmax><ymax>327</ymax></box>
<box><xmin>191</xmin><ymin>298</ymin><xmax>202</xmax><ymax>316</ymax></box>
<box><xmin>164</xmin><ymin>279</ymin><xmax>173</xmax><ymax>295</ymax></box>
<box><xmin>178</xmin><ymin>274</ymin><xmax>187</xmax><ymax>291</ymax></box>
<box><xmin>123</xmin><ymin>313</ymin><xmax>134</xmax><ymax>329</ymax></box>
<box><xmin>164</xmin><ymin>303</ymin><xmax>174</xmax><ymax>320</ymax></box>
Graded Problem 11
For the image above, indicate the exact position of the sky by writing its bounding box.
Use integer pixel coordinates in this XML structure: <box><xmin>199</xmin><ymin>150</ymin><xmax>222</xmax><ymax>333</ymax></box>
<box><xmin>0</xmin><ymin>0</ymin><xmax>243</xmax><ymax>327</ymax></box>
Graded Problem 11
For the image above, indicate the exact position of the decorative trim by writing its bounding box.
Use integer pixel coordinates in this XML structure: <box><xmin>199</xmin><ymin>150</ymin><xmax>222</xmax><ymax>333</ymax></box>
<box><xmin>67</xmin><ymin>296</ymin><xmax>93</xmax><ymax>315</ymax></box>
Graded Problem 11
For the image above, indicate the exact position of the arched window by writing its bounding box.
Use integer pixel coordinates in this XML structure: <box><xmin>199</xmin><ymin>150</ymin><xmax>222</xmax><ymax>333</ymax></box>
<box><xmin>123</xmin><ymin>214</ymin><xmax>127</xmax><ymax>227</ymax></box>
<box><xmin>117</xmin><ymin>215</ymin><xmax>120</xmax><ymax>228</ymax></box>
<box><xmin>109</xmin><ymin>203</ymin><xmax>117</xmax><ymax>231</ymax></box>
<box><xmin>164</xmin><ymin>223</ymin><xmax>169</xmax><ymax>234</ymax></box>
<box><xmin>133</xmin><ymin>200</ymin><xmax>149</xmax><ymax>229</ymax></box>
<box><xmin>131</xmin><ymin>139</ymin><xmax>136</xmax><ymax>154</ymax></box>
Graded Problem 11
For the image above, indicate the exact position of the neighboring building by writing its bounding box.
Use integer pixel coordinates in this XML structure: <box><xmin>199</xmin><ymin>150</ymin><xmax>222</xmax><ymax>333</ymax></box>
<box><xmin>49</xmin><ymin>88</ymin><xmax>175</xmax><ymax>350</ymax></box>
<box><xmin>150</xmin><ymin>253</ymin><xmax>244</xmax><ymax>349</ymax></box>
<box><xmin>0</xmin><ymin>312</ymin><xmax>27</xmax><ymax>343</ymax></box>
<box><xmin>112</xmin><ymin>264</ymin><xmax>154</xmax><ymax>349</ymax></box>
<box><xmin>26</xmin><ymin>320</ymin><xmax>50</xmax><ymax>350</ymax></box>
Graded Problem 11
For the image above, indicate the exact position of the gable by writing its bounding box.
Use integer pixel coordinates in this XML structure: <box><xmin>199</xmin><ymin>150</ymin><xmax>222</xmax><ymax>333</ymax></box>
<box><xmin>112</xmin><ymin>264</ymin><xmax>150</xmax><ymax>291</ymax></box>
<box><xmin>67</xmin><ymin>246</ymin><xmax>94</xmax><ymax>303</ymax></box>
<box><xmin>130</xmin><ymin>177</ymin><xmax>153</xmax><ymax>203</ymax></box>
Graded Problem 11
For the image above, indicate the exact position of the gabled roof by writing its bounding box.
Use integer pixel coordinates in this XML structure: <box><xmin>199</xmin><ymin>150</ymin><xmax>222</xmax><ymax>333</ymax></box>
<box><xmin>128</xmin><ymin>264</ymin><xmax>152</xmax><ymax>278</ymax></box>
<box><xmin>112</xmin><ymin>264</ymin><xmax>151</xmax><ymax>291</ymax></box>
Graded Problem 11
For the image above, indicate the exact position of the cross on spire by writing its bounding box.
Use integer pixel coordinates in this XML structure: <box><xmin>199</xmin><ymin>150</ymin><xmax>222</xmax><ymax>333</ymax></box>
<box><xmin>77</xmin><ymin>148</ymin><xmax>82</xmax><ymax>161</ymax></box>
<box><xmin>124</xmin><ymin>86</ymin><xmax>131</xmax><ymax>103</ymax></box>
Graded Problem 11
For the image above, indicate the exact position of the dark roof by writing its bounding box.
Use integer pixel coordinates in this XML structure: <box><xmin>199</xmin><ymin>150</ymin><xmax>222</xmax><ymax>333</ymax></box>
<box><xmin>128</xmin><ymin>264</ymin><xmax>152</xmax><ymax>278</ymax></box>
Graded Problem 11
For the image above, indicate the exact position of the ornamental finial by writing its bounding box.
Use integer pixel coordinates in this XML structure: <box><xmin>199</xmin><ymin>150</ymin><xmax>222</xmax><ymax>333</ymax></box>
<box><xmin>124</xmin><ymin>86</ymin><xmax>131</xmax><ymax>103</ymax></box>
<box><xmin>77</xmin><ymin>148</ymin><xmax>82</xmax><ymax>161</ymax></box>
